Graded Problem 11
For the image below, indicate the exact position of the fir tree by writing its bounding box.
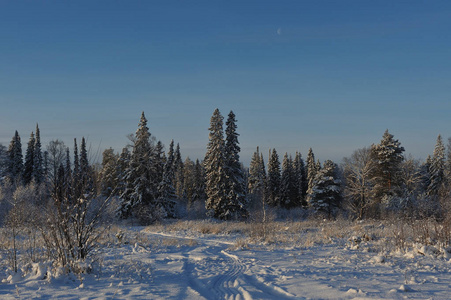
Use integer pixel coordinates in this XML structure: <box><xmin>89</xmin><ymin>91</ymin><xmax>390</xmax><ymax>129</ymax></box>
<box><xmin>308</xmin><ymin>160</ymin><xmax>342</xmax><ymax>218</ymax></box>
<box><xmin>7</xmin><ymin>131</ymin><xmax>23</xmax><ymax>181</ymax></box>
<box><xmin>32</xmin><ymin>124</ymin><xmax>44</xmax><ymax>185</ymax></box>
<box><xmin>280</xmin><ymin>153</ymin><xmax>296</xmax><ymax>208</ymax></box>
<box><xmin>224</xmin><ymin>110</ymin><xmax>248</xmax><ymax>219</ymax></box>
<box><xmin>248</xmin><ymin>147</ymin><xmax>266</xmax><ymax>204</ymax></box>
<box><xmin>427</xmin><ymin>134</ymin><xmax>446</xmax><ymax>198</ymax></box>
<box><xmin>73</xmin><ymin>138</ymin><xmax>80</xmax><ymax>184</ymax></box>
<box><xmin>118</xmin><ymin>112</ymin><xmax>157</xmax><ymax>220</ymax></box>
<box><xmin>192</xmin><ymin>159</ymin><xmax>206</xmax><ymax>203</ymax></box>
<box><xmin>370</xmin><ymin>130</ymin><xmax>405</xmax><ymax>202</ymax></box>
<box><xmin>204</xmin><ymin>109</ymin><xmax>228</xmax><ymax>219</ymax></box>
<box><xmin>266</xmin><ymin>148</ymin><xmax>281</xmax><ymax>207</ymax></box>
<box><xmin>100</xmin><ymin>148</ymin><xmax>119</xmax><ymax>196</ymax></box>
<box><xmin>173</xmin><ymin>143</ymin><xmax>185</xmax><ymax>200</ymax></box>
<box><xmin>116</xmin><ymin>147</ymin><xmax>131</xmax><ymax>196</ymax></box>
<box><xmin>183</xmin><ymin>157</ymin><xmax>196</xmax><ymax>205</ymax></box>
<box><xmin>23</xmin><ymin>132</ymin><xmax>35</xmax><ymax>185</ymax></box>
<box><xmin>158</xmin><ymin>140</ymin><xmax>176</xmax><ymax>202</ymax></box>
<box><xmin>293</xmin><ymin>151</ymin><xmax>307</xmax><ymax>206</ymax></box>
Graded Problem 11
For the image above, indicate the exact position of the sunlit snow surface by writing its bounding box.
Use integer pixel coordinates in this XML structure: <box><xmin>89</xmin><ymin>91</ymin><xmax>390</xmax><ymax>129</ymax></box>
<box><xmin>2</xmin><ymin>225</ymin><xmax>451</xmax><ymax>299</ymax></box>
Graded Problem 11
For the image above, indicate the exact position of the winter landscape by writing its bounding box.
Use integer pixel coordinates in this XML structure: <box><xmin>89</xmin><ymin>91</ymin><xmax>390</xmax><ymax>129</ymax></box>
<box><xmin>2</xmin><ymin>1</ymin><xmax>451</xmax><ymax>299</ymax></box>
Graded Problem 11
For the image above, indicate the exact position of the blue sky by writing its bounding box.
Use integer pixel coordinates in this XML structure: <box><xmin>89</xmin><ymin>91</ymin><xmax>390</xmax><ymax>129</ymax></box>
<box><xmin>1</xmin><ymin>1</ymin><xmax>450</xmax><ymax>165</ymax></box>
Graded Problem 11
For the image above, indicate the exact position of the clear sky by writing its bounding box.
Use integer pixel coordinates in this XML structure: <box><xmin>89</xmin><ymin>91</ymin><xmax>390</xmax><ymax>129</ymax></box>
<box><xmin>1</xmin><ymin>0</ymin><xmax>451</xmax><ymax>166</ymax></box>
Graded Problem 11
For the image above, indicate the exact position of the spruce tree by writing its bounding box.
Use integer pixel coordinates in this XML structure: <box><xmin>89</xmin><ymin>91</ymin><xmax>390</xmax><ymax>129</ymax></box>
<box><xmin>308</xmin><ymin>160</ymin><xmax>342</xmax><ymax>218</ymax></box>
<box><xmin>266</xmin><ymin>148</ymin><xmax>281</xmax><ymax>207</ymax></box>
<box><xmin>370</xmin><ymin>130</ymin><xmax>405</xmax><ymax>202</ymax></box>
<box><xmin>427</xmin><ymin>134</ymin><xmax>446</xmax><ymax>198</ymax></box>
<box><xmin>293</xmin><ymin>151</ymin><xmax>307</xmax><ymax>206</ymax></box>
<box><xmin>23</xmin><ymin>132</ymin><xmax>35</xmax><ymax>185</ymax></box>
<box><xmin>158</xmin><ymin>140</ymin><xmax>176</xmax><ymax>202</ymax></box>
<box><xmin>118</xmin><ymin>112</ymin><xmax>157</xmax><ymax>220</ymax></box>
<box><xmin>192</xmin><ymin>159</ymin><xmax>206</xmax><ymax>203</ymax></box>
<box><xmin>183</xmin><ymin>157</ymin><xmax>196</xmax><ymax>205</ymax></box>
<box><xmin>100</xmin><ymin>148</ymin><xmax>119</xmax><ymax>196</ymax></box>
<box><xmin>173</xmin><ymin>143</ymin><xmax>185</xmax><ymax>200</ymax></box>
<box><xmin>32</xmin><ymin>124</ymin><xmax>44</xmax><ymax>185</ymax></box>
<box><xmin>204</xmin><ymin>109</ymin><xmax>228</xmax><ymax>219</ymax></box>
<box><xmin>7</xmin><ymin>131</ymin><xmax>23</xmax><ymax>181</ymax></box>
<box><xmin>116</xmin><ymin>147</ymin><xmax>131</xmax><ymax>196</ymax></box>
<box><xmin>73</xmin><ymin>138</ymin><xmax>80</xmax><ymax>184</ymax></box>
<box><xmin>280</xmin><ymin>153</ymin><xmax>296</xmax><ymax>208</ymax></box>
<box><xmin>248</xmin><ymin>147</ymin><xmax>266</xmax><ymax>204</ymax></box>
<box><xmin>224</xmin><ymin>110</ymin><xmax>247</xmax><ymax>219</ymax></box>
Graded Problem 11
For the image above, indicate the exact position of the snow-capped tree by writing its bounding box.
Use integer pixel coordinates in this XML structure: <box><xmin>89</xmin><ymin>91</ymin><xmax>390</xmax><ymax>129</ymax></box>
<box><xmin>204</xmin><ymin>109</ymin><xmax>228</xmax><ymax>219</ymax></box>
<box><xmin>427</xmin><ymin>135</ymin><xmax>446</xmax><ymax>198</ymax></box>
<box><xmin>118</xmin><ymin>112</ymin><xmax>158</xmax><ymax>220</ymax></box>
<box><xmin>308</xmin><ymin>160</ymin><xmax>342</xmax><ymax>218</ymax></box>
<box><xmin>370</xmin><ymin>130</ymin><xmax>405</xmax><ymax>203</ymax></box>
<box><xmin>266</xmin><ymin>148</ymin><xmax>281</xmax><ymax>207</ymax></box>
<box><xmin>248</xmin><ymin>147</ymin><xmax>266</xmax><ymax>204</ymax></box>
<box><xmin>306</xmin><ymin>148</ymin><xmax>316</xmax><ymax>195</ymax></box>
<box><xmin>183</xmin><ymin>157</ymin><xmax>196</xmax><ymax>205</ymax></box>
<box><xmin>223</xmin><ymin>110</ymin><xmax>248</xmax><ymax>219</ymax></box>
<box><xmin>23</xmin><ymin>132</ymin><xmax>35</xmax><ymax>185</ymax></box>
<box><xmin>100</xmin><ymin>148</ymin><xmax>119</xmax><ymax>196</ymax></box>
<box><xmin>158</xmin><ymin>140</ymin><xmax>176</xmax><ymax>202</ymax></box>
<box><xmin>280</xmin><ymin>153</ymin><xmax>296</xmax><ymax>208</ymax></box>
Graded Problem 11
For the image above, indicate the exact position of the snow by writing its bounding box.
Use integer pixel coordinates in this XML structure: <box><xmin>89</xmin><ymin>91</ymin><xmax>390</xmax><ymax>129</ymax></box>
<box><xmin>2</xmin><ymin>221</ymin><xmax>451</xmax><ymax>299</ymax></box>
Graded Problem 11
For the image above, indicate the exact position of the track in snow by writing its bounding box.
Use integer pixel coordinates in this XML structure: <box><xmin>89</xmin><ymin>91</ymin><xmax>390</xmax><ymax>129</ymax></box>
<box><xmin>144</xmin><ymin>230</ymin><xmax>296</xmax><ymax>300</ymax></box>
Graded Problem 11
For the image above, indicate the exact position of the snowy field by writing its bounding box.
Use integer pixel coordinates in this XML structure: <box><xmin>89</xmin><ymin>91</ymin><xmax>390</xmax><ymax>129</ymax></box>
<box><xmin>2</xmin><ymin>219</ymin><xmax>451</xmax><ymax>299</ymax></box>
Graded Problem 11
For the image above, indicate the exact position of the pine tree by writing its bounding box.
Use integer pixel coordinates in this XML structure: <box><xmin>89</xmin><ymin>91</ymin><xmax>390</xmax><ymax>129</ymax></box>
<box><xmin>427</xmin><ymin>134</ymin><xmax>446</xmax><ymax>198</ymax></box>
<box><xmin>308</xmin><ymin>160</ymin><xmax>342</xmax><ymax>218</ymax></box>
<box><xmin>279</xmin><ymin>153</ymin><xmax>296</xmax><ymax>208</ymax></box>
<box><xmin>223</xmin><ymin>110</ymin><xmax>247</xmax><ymax>219</ymax></box>
<box><xmin>7</xmin><ymin>131</ymin><xmax>23</xmax><ymax>181</ymax></box>
<box><xmin>23</xmin><ymin>132</ymin><xmax>35</xmax><ymax>185</ymax></box>
<box><xmin>293</xmin><ymin>151</ymin><xmax>307</xmax><ymax>206</ymax></box>
<box><xmin>204</xmin><ymin>109</ymin><xmax>228</xmax><ymax>219</ymax></box>
<box><xmin>370</xmin><ymin>130</ymin><xmax>405</xmax><ymax>202</ymax></box>
<box><xmin>266</xmin><ymin>148</ymin><xmax>281</xmax><ymax>207</ymax></box>
<box><xmin>32</xmin><ymin>124</ymin><xmax>44</xmax><ymax>185</ymax></box>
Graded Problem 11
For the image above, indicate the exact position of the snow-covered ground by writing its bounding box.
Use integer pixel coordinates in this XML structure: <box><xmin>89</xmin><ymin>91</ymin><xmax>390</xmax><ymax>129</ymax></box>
<box><xmin>2</xmin><ymin>220</ymin><xmax>451</xmax><ymax>299</ymax></box>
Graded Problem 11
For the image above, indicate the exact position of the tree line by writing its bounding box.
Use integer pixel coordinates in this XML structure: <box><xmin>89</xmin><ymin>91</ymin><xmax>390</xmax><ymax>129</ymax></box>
<box><xmin>1</xmin><ymin>110</ymin><xmax>451</xmax><ymax>225</ymax></box>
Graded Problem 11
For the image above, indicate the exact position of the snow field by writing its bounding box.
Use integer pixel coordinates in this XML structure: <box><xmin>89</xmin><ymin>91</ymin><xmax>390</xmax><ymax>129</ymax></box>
<box><xmin>1</xmin><ymin>218</ymin><xmax>451</xmax><ymax>299</ymax></box>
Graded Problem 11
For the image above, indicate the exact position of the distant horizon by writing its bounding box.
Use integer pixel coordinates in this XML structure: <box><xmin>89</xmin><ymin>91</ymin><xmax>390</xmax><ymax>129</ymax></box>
<box><xmin>1</xmin><ymin>1</ymin><xmax>450</xmax><ymax>166</ymax></box>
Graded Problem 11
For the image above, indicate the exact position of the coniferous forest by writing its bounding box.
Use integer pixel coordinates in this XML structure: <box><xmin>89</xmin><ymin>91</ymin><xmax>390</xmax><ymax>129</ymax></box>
<box><xmin>2</xmin><ymin>109</ymin><xmax>449</xmax><ymax>225</ymax></box>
